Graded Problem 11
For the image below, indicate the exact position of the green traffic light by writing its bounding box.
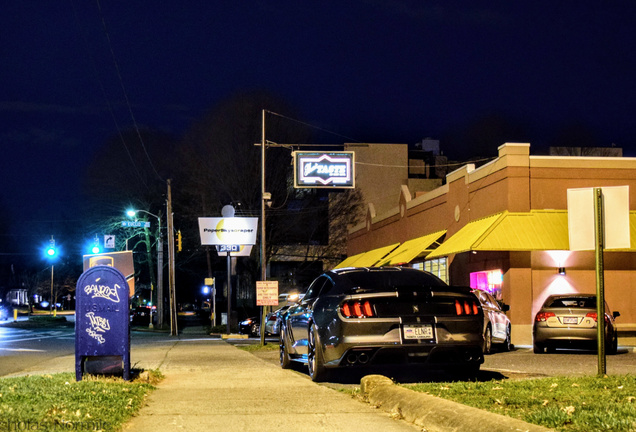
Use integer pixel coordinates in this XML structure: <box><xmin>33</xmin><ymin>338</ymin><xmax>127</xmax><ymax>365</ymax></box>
<box><xmin>91</xmin><ymin>246</ymin><xmax>101</xmax><ymax>254</ymax></box>
<box><xmin>46</xmin><ymin>247</ymin><xmax>56</xmax><ymax>256</ymax></box>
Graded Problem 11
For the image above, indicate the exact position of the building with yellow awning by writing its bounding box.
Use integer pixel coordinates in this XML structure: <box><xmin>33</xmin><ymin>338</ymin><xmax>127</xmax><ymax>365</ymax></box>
<box><xmin>339</xmin><ymin>143</ymin><xmax>636</xmax><ymax>345</ymax></box>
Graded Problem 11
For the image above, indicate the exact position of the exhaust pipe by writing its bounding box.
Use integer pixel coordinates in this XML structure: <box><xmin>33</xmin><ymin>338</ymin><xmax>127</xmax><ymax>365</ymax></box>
<box><xmin>345</xmin><ymin>351</ymin><xmax>372</xmax><ymax>365</ymax></box>
<box><xmin>346</xmin><ymin>353</ymin><xmax>358</xmax><ymax>365</ymax></box>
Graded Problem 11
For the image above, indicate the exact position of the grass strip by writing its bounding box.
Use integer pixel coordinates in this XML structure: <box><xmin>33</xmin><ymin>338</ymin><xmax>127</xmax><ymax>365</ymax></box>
<box><xmin>236</xmin><ymin>343</ymin><xmax>279</xmax><ymax>353</ymax></box>
<box><xmin>404</xmin><ymin>374</ymin><xmax>636</xmax><ymax>432</ymax></box>
<box><xmin>0</xmin><ymin>370</ymin><xmax>162</xmax><ymax>431</ymax></box>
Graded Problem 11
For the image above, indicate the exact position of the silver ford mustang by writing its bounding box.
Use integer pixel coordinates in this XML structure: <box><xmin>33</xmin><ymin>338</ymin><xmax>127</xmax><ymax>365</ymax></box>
<box><xmin>279</xmin><ymin>267</ymin><xmax>484</xmax><ymax>381</ymax></box>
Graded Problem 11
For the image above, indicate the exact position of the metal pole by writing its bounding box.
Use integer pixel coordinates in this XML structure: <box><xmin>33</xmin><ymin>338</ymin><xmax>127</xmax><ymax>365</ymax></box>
<box><xmin>594</xmin><ymin>187</ymin><xmax>606</xmax><ymax>375</ymax></box>
<box><xmin>167</xmin><ymin>179</ymin><xmax>178</xmax><ymax>336</ymax></box>
<box><xmin>157</xmin><ymin>216</ymin><xmax>163</xmax><ymax>329</ymax></box>
<box><xmin>226</xmin><ymin>251</ymin><xmax>231</xmax><ymax>334</ymax></box>
<box><xmin>50</xmin><ymin>265</ymin><xmax>54</xmax><ymax>316</ymax></box>
<box><xmin>260</xmin><ymin>109</ymin><xmax>267</xmax><ymax>345</ymax></box>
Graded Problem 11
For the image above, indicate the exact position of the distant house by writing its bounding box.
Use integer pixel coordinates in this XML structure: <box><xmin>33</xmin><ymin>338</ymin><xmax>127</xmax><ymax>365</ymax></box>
<box><xmin>6</xmin><ymin>288</ymin><xmax>28</xmax><ymax>306</ymax></box>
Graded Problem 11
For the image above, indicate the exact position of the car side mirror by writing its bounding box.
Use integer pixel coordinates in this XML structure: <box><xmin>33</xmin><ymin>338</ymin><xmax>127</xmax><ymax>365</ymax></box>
<box><xmin>613</xmin><ymin>311</ymin><xmax>621</xmax><ymax>319</ymax></box>
<box><xmin>501</xmin><ymin>304</ymin><xmax>510</xmax><ymax>312</ymax></box>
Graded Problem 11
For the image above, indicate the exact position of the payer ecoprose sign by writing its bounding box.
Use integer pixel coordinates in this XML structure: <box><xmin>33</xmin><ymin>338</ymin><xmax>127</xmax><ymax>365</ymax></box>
<box><xmin>293</xmin><ymin>151</ymin><xmax>354</xmax><ymax>188</ymax></box>
<box><xmin>198</xmin><ymin>217</ymin><xmax>258</xmax><ymax>245</ymax></box>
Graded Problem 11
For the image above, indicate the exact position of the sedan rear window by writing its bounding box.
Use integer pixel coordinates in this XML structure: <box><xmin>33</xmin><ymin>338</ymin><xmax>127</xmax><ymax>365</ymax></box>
<box><xmin>547</xmin><ymin>297</ymin><xmax>596</xmax><ymax>308</ymax></box>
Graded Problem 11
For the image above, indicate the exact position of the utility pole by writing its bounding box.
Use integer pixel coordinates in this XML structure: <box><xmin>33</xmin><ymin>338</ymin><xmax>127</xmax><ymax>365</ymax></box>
<box><xmin>156</xmin><ymin>216</ymin><xmax>163</xmax><ymax>329</ymax></box>
<box><xmin>167</xmin><ymin>179</ymin><xmax>178</xmax><ymax>336</ymax></box>
<box><xmin>260</xmin><ymin>110</ymin><xmax>268</xmax><ymax>345</ymax></box>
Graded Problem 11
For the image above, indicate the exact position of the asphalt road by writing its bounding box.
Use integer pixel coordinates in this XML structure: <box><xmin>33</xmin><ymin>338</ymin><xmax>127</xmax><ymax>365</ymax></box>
<box><xmin>1</xmin><ymin>323</ymin><xmax>635</xmax><ymax>381</ymax></box>
<box><xmin>237</xmin><ymin>338</ymin><xmax>636</xmax><ymax>383</ymax></box>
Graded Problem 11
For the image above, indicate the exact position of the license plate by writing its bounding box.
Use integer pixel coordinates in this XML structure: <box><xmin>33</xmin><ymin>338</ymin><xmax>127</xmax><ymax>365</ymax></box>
<box><xmin>404</xmin><ymin>324</ymin><xmax>434</xmax><ymax>340</ymax></box>
<box><xmin>563</xmin><ymin>317</ymin><xmax>578</xmax><ymax>325</ymax></box>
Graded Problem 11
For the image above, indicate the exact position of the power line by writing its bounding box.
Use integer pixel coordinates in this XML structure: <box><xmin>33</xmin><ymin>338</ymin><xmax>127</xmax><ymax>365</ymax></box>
<box><xmin>95</xmin><ymin>0</ymin><xmax>164</xmax><ymax>183</ymax></box>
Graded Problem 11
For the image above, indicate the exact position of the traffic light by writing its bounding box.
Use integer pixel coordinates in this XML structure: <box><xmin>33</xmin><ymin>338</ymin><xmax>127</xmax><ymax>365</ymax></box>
<box><xmin>177</xmin><ymin>230</ymin><xmax>182</xmax><ymax>252</ymax></box>
<box><xmin>91</xmin><ymin>236</ymin><xmax>102</xmax><ymax>254</ymax></box>
<box><xmin>45</xmin><ymin>237</ymin><xmax>57</xmax><ymax>258</ymax></box>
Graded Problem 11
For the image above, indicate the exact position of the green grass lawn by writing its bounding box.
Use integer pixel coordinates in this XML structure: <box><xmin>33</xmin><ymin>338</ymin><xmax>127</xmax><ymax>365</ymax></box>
<box><xmin>404</xmin><ymin>375</ymin><xmax>636</xmax><ymax>432</ymax></box>
<box><xmin>0</xmin><ymin>371</ymin><xmax>162</xmax><ymax>432</ymax></box>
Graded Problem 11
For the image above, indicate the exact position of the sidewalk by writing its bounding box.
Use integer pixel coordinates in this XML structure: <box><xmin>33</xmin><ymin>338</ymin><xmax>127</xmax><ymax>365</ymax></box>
<box><xmin>122</xmin><ymin>337</ymin><xmax>428</xmax><ymax>432</ymax></box>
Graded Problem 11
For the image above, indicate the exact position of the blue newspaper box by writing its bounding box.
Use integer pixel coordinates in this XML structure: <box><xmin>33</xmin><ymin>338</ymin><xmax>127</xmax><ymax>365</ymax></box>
<box><xmin>75</xmin><ymin>266</ymin><xmax>130</xmax><ymax>381</ymax></box>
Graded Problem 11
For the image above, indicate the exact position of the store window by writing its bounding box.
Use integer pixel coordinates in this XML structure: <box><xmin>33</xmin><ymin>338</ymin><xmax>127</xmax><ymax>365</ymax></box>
<box><xmin>413</xmin><ymin>258</ymin><xmax>448</xmax><ymax>284</ymax></box>
<box><xmin>470</xmin><ymin>270</ymin><xmax>503</xmax><ymax>300</ymax></box>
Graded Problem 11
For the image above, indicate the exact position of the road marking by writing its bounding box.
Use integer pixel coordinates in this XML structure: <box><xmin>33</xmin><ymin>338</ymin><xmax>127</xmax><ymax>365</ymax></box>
<box><xmin>0</xmin><ymin>348</ymin><xmax>46</xmax><ymax>352</ymax></box>
<box><xmin>1</xmin><ymin>333</ymin><xmax>73</xmax><ymax>343</ymax></box>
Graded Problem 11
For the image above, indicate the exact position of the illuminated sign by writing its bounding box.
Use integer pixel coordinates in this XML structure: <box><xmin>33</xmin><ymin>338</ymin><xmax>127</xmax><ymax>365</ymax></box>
<box><xmin>293</xmin><ymin>151</ymin><xmax>355</xmax><ymax>188</ymax></box>
<box><xmin>198</xmin><ymin>217</ymin><xmax>259</xmax><ymax>245</ymax></box>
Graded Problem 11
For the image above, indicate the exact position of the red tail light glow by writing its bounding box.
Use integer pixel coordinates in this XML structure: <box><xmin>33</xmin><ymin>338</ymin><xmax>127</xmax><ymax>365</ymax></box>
<box><xmin>585</xmin><ymin>312</ymin><xmax>609</xmax><ymax>323</ymax></box>
<box><xmin>535</xmin><ymin>311</ymin><xmax>556</xmax><ymax>322</ymax></box>
<box><xmin>340</xmin><ymin>300</ymin><xmax>375</xmax><ymax>318</ymax></box>
<box><xmin>455</xmin><ymin>299</ymin><xmax>480</xmax><ymax>316</ymax></box>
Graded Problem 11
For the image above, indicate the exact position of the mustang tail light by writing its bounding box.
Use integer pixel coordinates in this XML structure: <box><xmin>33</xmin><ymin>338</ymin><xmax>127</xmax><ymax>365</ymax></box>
<box><xmin>341</xmin><ymin>300</ymin><xmax>375</xmax><ymax>318</ymax></box>
<box><xmin>455</xmin><ymin>299</ymin><xmax>480</xmax><ymax>316</ymax></box>
<box><xmin>535</xmin><ymin>311</ymin><xmax>556</xmax><ymax>322</ymax></box>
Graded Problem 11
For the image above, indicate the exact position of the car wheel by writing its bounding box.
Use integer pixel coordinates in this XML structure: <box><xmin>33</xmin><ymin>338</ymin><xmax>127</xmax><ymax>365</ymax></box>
<box><xmin>533</xmin><ymin>342</ymin><xmax>544</xmax><ymax>354</ymax></box>
<box><xmin>503</xmin><ymin>325</ymin><xmax>512</xmax><ymax>352</ymax></box>
<box><xmin>279</xmin><ymin>327</ymin><xmax>292</xmax><ymax>369</ymax></box>
<box><xmin>483</xmin><ymin>325</ymin><xmax>492</xmax><ymax>355</ymax></box>
<box><xmin>607</xmin><ymin>334</ymin><xmax>618</xmax><ymax>355</ymax></box>
<box><xmin>307</xmin><ymin>323</ymin><xmax>329</xmax><ymax>382</ymax></box>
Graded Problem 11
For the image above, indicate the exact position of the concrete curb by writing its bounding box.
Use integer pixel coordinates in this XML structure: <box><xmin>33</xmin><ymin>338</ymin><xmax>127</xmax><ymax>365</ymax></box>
<box><xmin>360</xmin><ymin>375</ymin><xmax>554</xmax><ymax>432</ymax></box>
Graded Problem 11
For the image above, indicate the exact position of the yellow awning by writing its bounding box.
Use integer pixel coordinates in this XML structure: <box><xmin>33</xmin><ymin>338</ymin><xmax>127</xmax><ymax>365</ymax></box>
<box><xmin>374</xmin><ymin>230</ymin><xmax>446</xmax><ymax>267</ymax></box>
<box><xmin>426</xmin><ymin>210</ymin><xmax>570</xmax><ymax>259</ymax></box>
<box><xmin>334</xmin><ymin>243</ymin><xmax>399</xmax><ymax>269</ymax></box>
<box><xmin>333</xmin><ymin>252</ymin><xmax>366</xmax><ymax>269</ymax></box>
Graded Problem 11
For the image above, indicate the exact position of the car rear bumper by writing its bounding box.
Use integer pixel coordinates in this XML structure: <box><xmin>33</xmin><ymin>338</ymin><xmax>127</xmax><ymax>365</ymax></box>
<box><xmin>534</xmin><ymin>326</ymin><xmax>612</xmax><ymax>345</ymax></box>
<box><xmin>331</xmin><ymin>343</ymin><xmax>484</xmax><ymax>368</ymax></box>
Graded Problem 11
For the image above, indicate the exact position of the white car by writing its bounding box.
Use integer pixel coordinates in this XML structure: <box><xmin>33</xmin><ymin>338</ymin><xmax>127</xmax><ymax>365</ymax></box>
<box><xmin>472</xmin><ymin>289</ymin><xmax>511</xmax><ymax>354</ymax></box>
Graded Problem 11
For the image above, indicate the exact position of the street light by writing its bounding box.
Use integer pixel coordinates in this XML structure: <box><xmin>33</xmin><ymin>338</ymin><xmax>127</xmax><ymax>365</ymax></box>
<box><xmin>126</xmin><ymin>209</ymin><xmax>163</xmax><ymax>329</ymax></box>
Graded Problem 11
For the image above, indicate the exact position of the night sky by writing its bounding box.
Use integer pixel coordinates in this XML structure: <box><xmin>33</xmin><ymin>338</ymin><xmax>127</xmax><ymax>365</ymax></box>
<box><xmin>2</xmin><ymin>1</ymin><xmax>636</xmax><ymax>245</ymax></box>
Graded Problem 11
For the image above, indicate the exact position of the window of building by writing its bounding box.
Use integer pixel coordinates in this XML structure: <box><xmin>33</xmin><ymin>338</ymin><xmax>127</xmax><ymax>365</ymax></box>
<box><xmin>413</xmin><ymin>258</ymin><xmax>448</xmax><ymax>284</ymax></box>
<box><xmin>470</xmin><ymin>270</ymin><xmax>503</xmax><ymax>300</ymax></box>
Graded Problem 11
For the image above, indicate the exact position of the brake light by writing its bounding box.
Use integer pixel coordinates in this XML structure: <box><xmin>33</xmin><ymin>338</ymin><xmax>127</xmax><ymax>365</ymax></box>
<box><xmin>455</xmin><ymin>299</ymin><xmax>480</xmax><ymax>316</ymax></box>
<box><xmin>535</xmin><ymin>311</ymin><xmax>556</xmax><ymax>322</ymax></box>
<box><xmin>585</xmin><ymin>312</ymin><xmax>609</xmax><ymax>323</ymax></box>
<box><xmin>340</xmin><ymin>300</ymin><xmax>375</xmax><ymax>318</ymax></box>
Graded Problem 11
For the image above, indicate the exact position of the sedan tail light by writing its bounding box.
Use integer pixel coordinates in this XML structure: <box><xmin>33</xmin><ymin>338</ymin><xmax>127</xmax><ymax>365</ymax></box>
<box><xmin>454</xmin><ymin>299</ymin><xmax>480</xmax><ymax>316</ymax></box>
<box><xmin>586</xmin><ymin>312</ymin><xmax>610</xmax><ymax>323</ymax></box>
<box><xmin>341</xmin><ymin>300</ymin><xmax>375</xmax><ymax>318</ymax></box>
<box><xmin>535</xmin><ymin>311</ymin><xmax>556</xmax><ymax>322</ymax></box>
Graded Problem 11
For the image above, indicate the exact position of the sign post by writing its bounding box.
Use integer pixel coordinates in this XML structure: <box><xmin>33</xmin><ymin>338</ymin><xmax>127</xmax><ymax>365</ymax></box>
<box><xmin>257</xmin><ymin>281</ymin><xmax>279</xmax><ymax>345</ymax></box>
<box><xmin>198</xmin><ymin>216</ymin><xmax>258</xmax><ymax>334</ymax></box>
<box><xmin>567</xmin><ymin>185</ymin><xmax>630</xmax><ymax>376</ymax></box>
<box><xmin>593</xmin><ymin>188</ymin><xmax>606</xmax><ymax>373</ymax></box>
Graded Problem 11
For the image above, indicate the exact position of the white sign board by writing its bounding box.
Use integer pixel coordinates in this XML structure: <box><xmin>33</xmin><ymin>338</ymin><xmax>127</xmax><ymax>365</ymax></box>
<box><xmin>567</xmin><ymin>186</ymin><xmax>631</xmax><ymax>251</ymax></box>
<box><xmin>256</xmin><ymin>281</ymin><xmax>279</xmax><ymax>306</ymax></box>
<box><xmin>198</xmin><ymin>217</ymin><xmax>258</xmax><ymax>245</ymax></box>
<box><xmin>104</xmin><ymin>235</ymin><xmax>115</xmax><ymax>249</ymax></box>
